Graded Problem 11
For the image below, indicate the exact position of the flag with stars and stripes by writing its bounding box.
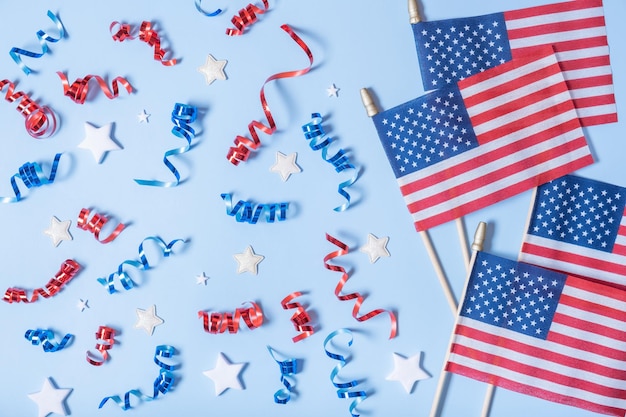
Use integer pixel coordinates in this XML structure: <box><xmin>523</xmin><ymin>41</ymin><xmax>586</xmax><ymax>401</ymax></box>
<box><xmin>520</xmin><ymin>174</ymin><xmax>626</xmax><ymax>289</ymax></box>
<box><xmin>371</xmin><ymin>45</ymin><xmax>592</xmax><ymax>232</ymax></box>
<box><xmin>412</xmin><ymin>0</ymin><xmax>616</xmax><ymax>127</ymax></box>
<box><xmin>447</xmin><ymin>250</ymin><xmax>626</xmax><ymax>416</ymax></box>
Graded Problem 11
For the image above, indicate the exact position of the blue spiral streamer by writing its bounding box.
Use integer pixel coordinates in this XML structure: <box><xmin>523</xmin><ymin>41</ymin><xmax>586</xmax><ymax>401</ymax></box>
<box><xmin>302</xmin><ymin>113</ymin><xmax>360</xmax><ymax>212</ymax></box>
<box><xmin>25</xmin><ymin>329</ymin><xmax>73</xmax><ymax>352</ymax></box>
<box><xmin>134</xmin><ymin>103</ymin><xmax>197</xmax><ymax>187</ymax></box>
<box><xmin>97</xmin><ymin>236</ymin><xmax>185</xmax><ymax>293</ymax></box>
<box><xmin>10</xmin><ymin>10</ymin><xmax>66</xmax><ymax>75</ymax></box>
<box><xmin>267</xmin><ymin>346</ymin><xmax>298</xmax><ymax>404</ymax></box>
<box><xmin>324</xmin><ymin>329</ymin><xmax>367</xmax><ymax>417</ymax></box>
<box><xmin>99</xmin><ymin>345</ymin><xmax>179</xmax><ymax>410</ymax></box>
<box><xmin>1</xmin><ymin>153</ymin><xmax>61</xmax><ymax>203</ymax></box>
<box><xmin>221</xmin><ymin>193</ymin><xmax>288</xmax><ymax>224</ymax></box>
<box><xmin>195</xmin><ymin>0</ymin><xmax>223</xmax><ymax>16</ymax></box>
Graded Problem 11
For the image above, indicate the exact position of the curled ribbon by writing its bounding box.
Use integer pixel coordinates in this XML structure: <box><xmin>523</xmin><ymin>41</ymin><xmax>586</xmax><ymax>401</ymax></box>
<box><xmin>198</xmin><ymin>301</ymin><xmax>264</xmax><ymax>334</ymax></box>
<box><xmin>221</xmin><ymin>193</ymin><xmax>288</xmax><ymax>224</ymax></box>
<box><xmin>302</xmin><ymin>113</ymin><xmax>360</xmax><ymax>212</ymax></box>
<box><xmin>1</xmin><ymin>153</ymin><xmax>62</xmax><ymax>203</ymax></box>
<box><xmin>226</xmin><ymin>0</ymin><xmax>269</xmax><ymax>36</ymax></box>
<box><xmin>110</xmin><ymin>21</ymin><xmax>178</xmax><ymax>66</ymax></box>
<box><xmin>25</xmin><ymin>329</ymin><xmax>73</xmax><ymax>352</ymax></box>
<box><xmin>323</xmin><ymin>234</ymin><xmax>397</xmax><ymax>339</ymax></box>
<box><xmin>324</xmin><ymin>329</ymin><xmax>367</xmax><ymax>417</ymax></box>
<box><xmin>86</xmin><ymin>326</ymin><xmax>116</xmax><ymax>366</ymax></box>
<box><xmin>195</xmin><ymin>0</ymin><xmax>222</xmax><ymax>16</ymax></box>
<box><xmin>267</xmin><ymin>346</ymin><xmax>298</xmax><ymax>404</ymax></box>
<box><xmin>3</xmin><ymin>259</ymin><xmax>81</xmax><ymax>303</ymax></box>
<box><xmin>99</xmin><ymin>345</ymin><xmax>179</xmax><ymax>410</ymax></box>
<box><xmin>0</xmin><ymin>80</ymin><xmax>57</xmax><ymax>138</ymax></box>
<box><xmin>134</xmin><ymin>103</ymin><xmax>197</xmax><ymax>187</ymax></box>
<box><xmin>57</xmin><ymin>72</ymin><xmax>133</xmax><ymax>104</ymax></box>
<box><xmin>226</xmin><ymin>24</ymin><xmax>314</xmax><ymax>165</ymax></box>
<box><xmin>281</xmin><ymin>291</ymin><xmax>315</xmax><ymax>342</ymax></box>
<box><xmin>77</xmin><ymin>208</ymin><xmax>127</xmax><ymax>244</ymax></box>
<box><xmin>10</xmin><ymin>10</ymin><xmax>66</xmax><ymax>75</ymax></box>
<box><xmin>97</xmin><ymin>236</ymin><xmax>185</xmax><ymax>294</ymax></box>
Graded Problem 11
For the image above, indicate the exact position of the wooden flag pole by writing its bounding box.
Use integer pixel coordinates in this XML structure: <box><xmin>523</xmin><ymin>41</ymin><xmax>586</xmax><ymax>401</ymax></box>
<box><xmin>361</xmin><ymin>87</ymin><xmax>457</xmax><ymax>315</ymax></box>
<box><xmin>429</xmin><ymin>221</ymin><xmax>486</xmax><ymax>417</ymax></box>
<box><xmin>408</xmin><ymin>0</ymin><xmax>422</xmax><ymax>24</ymax></box>
<box><xmin>456</xmin><ymin>218</ymin><xmax>471</xmax><ymax>270</ymax></box>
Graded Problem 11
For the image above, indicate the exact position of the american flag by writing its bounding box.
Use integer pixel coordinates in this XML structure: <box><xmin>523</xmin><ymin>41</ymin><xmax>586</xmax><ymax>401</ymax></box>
<box><xmin>447</xmin><ymin>251</ymin><xmax>626</xmax><ymax>416</ymax></box>
<box><xmin>412</xmin><ymin>0</ymin><xmax>617</xmax><ymax>127</ymax></box>
<box><xmin>520</xmin><ymin>174</ymin><xmax>626</xmax><ymax>289</ymax></box>
<box><xmin>372</xmin><ymin>46</ymin><xmax>592</xmax><ymax>232</ymax></box>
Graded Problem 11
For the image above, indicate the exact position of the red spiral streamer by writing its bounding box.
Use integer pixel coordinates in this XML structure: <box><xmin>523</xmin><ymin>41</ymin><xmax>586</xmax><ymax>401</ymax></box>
<box><xmin>77</xmin><ymin>208</ymin><xmax>127</xmax><ymax>244</ymax></box>
<box><xmin>86</xmin><ymin>326</ymin><xmax>116</xmax><ymax>366</ymax></box>
<box><xmin>323</xmin><ymin>234</ymin><xmax>398</xmax><ymax>339</ymax></box>
<box><xmin>226</xmin><ymin>0</ymin><xmax>269</xmax><ymax>36</ymax></box>
<box><xmin>57</xmin><ymin>72</ymin><xmax>133</xmax><ymax>104</ymax></box>
<box><xmin>198</xmin><ymin>301</ymin><xmax>264</xmax><ymax>334</ymax></box>
<box><xmin>281</xmin><ymin>292</ymin><xmax>315</xmax><ymax>342</ymax></box>
<box><xmin>3</xmin><ymin>259</ymin><xmax>81</xmax><ymax>304</ymax></box>
<box><xmin>226</xmin><ymin>24</ymin><xmax>314</xmax><ymax>166</ymax></box>
<box><xmin>110</xmin><ymin>21</ymin><xmax>178</xmax><ymax>66</ymax></box>
<box><xmin>0</xmin><ymin>79</ymin><xmax>56</xmax><ymax>138</ymax></box>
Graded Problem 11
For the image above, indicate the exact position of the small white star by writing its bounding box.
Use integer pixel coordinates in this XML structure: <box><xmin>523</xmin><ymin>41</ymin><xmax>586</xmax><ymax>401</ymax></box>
<box><xmin>43</xmin><ymin>216</ymin><xmax>72</xmax><ymax>247</ymax></box>
<box><xmin>137</xmin><ymin>109</ymin><xmax>150</xmax><ymax>123</ymax></box>
<box><xmin>233</xmin><ymin>246</ymin><xmax>264</xmax><ymax>275</ymax></box>
<box><xmin>359</xmin><ymin>233</ymin><xmax>390</xmax><ymax>263</ymax></box>
<box><xmin>203</xmin><ymin>352</ymin><xmax>246</xmax><ymax>395</ymax></box>
<box><xmin>327</xmin><ymin>83</ymin><xmax>340</xmax><ymax>97</ymax></box>
<box><xmin>77</xmin><ymin>299</ymin><xmax>89</xmax><ymax>312</ymax></box>
<box><xmin>134</xmin><ymin>304</ymin><xmax>164</xmax><ymax>336</ymax></box>
<box><xmin>196</xmin><ymin>272</ymin><xmax>210</xmax><ymax>285</ymax></box>
<box><xmin>270</xmin><ymin>151</ymin><xmax>301</xmax><ymax>181</ymax></box>
<box><xmin>28</xmin><ymin>377</ymin><xmax>72</xmax><ymax>417</ymax></box>
<box><xmin>198</xmin><ymin>54</ymin><xmax>228</xmax><ymax>85</ymax></box>
<box><xmin>78</xmin><ymin>122</ymin><xmax>122</xmax><ymax>164</ymax></box>
<box><xmin>386</xmin><ymin>352</ymin><xmax>430</xmax><ymax>393</ymax></box>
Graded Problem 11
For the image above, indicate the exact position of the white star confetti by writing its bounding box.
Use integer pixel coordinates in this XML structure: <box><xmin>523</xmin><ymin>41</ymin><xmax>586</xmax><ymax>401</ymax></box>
<box><xmin>327</xmin><ymin>83</ymin><xmax>340</xmax><ymax>97</ymax></box>
<box><xmin>233</xmin><ymin>246</ymin><xmax>264</xmax><ymax>275</ymax></box>
<box><xmin>137</xmin><ymin>109</ymin><xmax>150</xmax><ymax>123</ymax></box>
<box><xmin>77</xmin><ymin>299</ymin><xmax>89</xmax><ymax>312</ymax></box>
<box><xmin>134</xmin><ymin>304</ymin><xmax>164</xmax><ymax>336</ymax></box>
<box><xmin>78</xmin><ymin>122</ymin><xmax>122</xmax><ymax>164</ymax></box>
<box><xmin>359</xmin><ymin>233</ymin><xmax>390</xmax><ymax>263</ymax></box>
<box><xmin>270</xmin><ymin>151</ymin><xmax>301</xmax><ymax>181</ymax></box>
<box><xmin>196</xmin><ymin>272</ymin><xmax>210</xmax><ymax>285</ymax></box>
<box><xmin>386</xmin><ymin>352</ymin><xmax>430</xmax><ymax>393</ymax></box>
<box><xmin>198</xmin><ymin>54</ymin><xmax>228</xmax><ymax>85</ymax></box>
<box><xmin>203</xmin><ymin>352</ymin><xmax>245</xmax><ymax>395</ymax></box>
<box><xmin>43</xmin><ymin>216</ymin><xmax>72</xmax><ymax>247</ymax></box>
<box><xmin>28</xmin><ymin>377</ymin><xmax>72</xmax><ymax>417</ymax></box>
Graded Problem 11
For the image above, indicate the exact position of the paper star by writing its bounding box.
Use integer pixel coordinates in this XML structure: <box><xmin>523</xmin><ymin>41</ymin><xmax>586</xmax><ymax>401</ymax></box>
<box><xmin>77</xmin><ymin>299</ymin><xmax>89</xmax><ymax>312</ymax></box>
<box><xmin>203</xmin><ymin>352</ymin><xmax>245</xmax><ymax>395</ymax></box>
<box><xmin>134</xmin><ymin>305</ymin><xmax>164</xmax><ymax>336</ymax></box>
<box><xmin>137</xmin><ymin>109</ymin><xmax>150</xmax><ymax>123</ymax></box>
<box><xmin>327</xmin><ymin>83</ymin><xmax>340</xmax><ymax>97</ymax></box>
<box><xmin>386</xmin><ymin>352</ymin><xmax>430</xmax><ymax>393</ymax></box>
<box><xmin>359</xmin><ymin>233</ymin><xmax>390</xmax><ymax>263</ymax></box>
<box><xmin>43</xmin><ymin>216</ymin><xmax>72</xmax><ymax>247</ymax></box>
<box><xmin>196</xmin><ymin>272</ymin><xmax>210</xmax><ymax>285</ymax></box>
<box><xmin>233</xmin><ymin>246</ymin><xmax>264</xmax><ymax>275</ymax></box>
<box><xmin>28</xmin><ymin>377</ymin><xmax>72</xmax><ymax>417</ymax></box>
<box><xmin>270</xmin><ymin>151</ymin><xmax>301</xmax><ymax>181</ymax></box>
<box><xmin>198</xmin><ymin>54</ymin><xmax>228</xmax><ymax>85</ymax></box>
<box><xmin>78</xmin><ymin>122</ymin><xmax>122</xmax><ymax>164</ymax></box>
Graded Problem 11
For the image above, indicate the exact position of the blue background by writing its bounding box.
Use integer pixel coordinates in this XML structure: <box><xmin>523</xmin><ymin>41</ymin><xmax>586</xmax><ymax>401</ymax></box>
<box><xmin>0</xmin><ymin>1</ymin><xmax>624</xmax><ymax>416</ymax></box>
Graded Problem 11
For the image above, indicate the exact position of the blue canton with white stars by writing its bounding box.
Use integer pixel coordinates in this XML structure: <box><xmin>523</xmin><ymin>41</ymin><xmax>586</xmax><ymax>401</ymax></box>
<box><xmin>528</xmin><ymin>175</ymin><xmax>626</xmax><ymax>253</ymax></box>
<box><xmin>412</xmin><ymin>13</ymin><xmax>512</xmax><ymax>90</ymax></box>
<box><xmin>462</xmin><ymin>252</ymin><xmax>566</xmax><ymax>340</ymax></box>
<box><xmin>372</xmin><ymin>85</ymin><xmax>478</xmax><ymax>178</ymax></box>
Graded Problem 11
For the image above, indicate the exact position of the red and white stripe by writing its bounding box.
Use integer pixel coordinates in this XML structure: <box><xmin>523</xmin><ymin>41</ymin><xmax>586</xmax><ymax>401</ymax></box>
<box><xmin>400</xmin><ymin>46</ymin><xmax>592</xmax><ymax>232</ymax></box>
<box><xmin>447</xmin><ymin>275</ymin><xmax>626</xmax><ymax>416</ymax></box>
<box><xmin>520</xmin><ymin>207</ymin><xmax>626</xmax><ymax>288</ymax></box>
<box><xmin>504</xmin><ymin>0</ymin><xmax>616</xmax><ymax>126</ymax></box>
